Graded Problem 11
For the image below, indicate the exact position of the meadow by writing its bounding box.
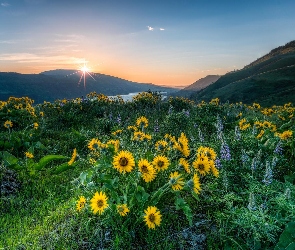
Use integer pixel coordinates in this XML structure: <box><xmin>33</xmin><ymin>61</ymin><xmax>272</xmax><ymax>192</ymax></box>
<box><xmin>0</xmin><ymin>92</ymin><xmax>294</xmax><ymax>249</ymax></box>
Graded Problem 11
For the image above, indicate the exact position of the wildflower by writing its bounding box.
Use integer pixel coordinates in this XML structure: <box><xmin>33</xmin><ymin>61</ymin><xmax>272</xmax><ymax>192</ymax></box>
<box><xmin>25</xmin><ymin>152</ymin><xmax>34</xmax><ymax>158</ymax></box>
<box><xmin>154</xmin><ymin>119</ymin><xmax>159</xmax><ymax>132</ymax></box>
<box><xmin>239</xmin><ymin>118</ymin><xmax>251</xmax><ymax>130</ymax></box>
<box><xmin>262</xmin><ymin>161</ymin><xmax>273</xmax><ymax>185</ymax></box>
<box><xmin>4</xmin><ymin>120</ymin><xmax>13</xmax><ymax>129</ymax></box>
<box><xmin>117</xmin><ymin>204</ymin><xmax>130</xmax><ymax>216</ymax></box>
<box><xmin>33</xmin><ymin>122</ymin><xmax>39</xmax><ymax>129</ymax></box>
<box><xmin>155</xmin><ymin>140</ymin><xmax>168</xmax><ymax>151</ymax></box>
<box><xmin>89</xmin><ymin>158</ymin><xmax>96</xmax><ymax>165</ymax></box>
<box><xmin>216</xmin><ymin>115</ymin><xmax>224</xmax><ymax>139</ymax></box>
<box><xmin>90</xmin><ymin>191</ymin><xmax>109</xmax><ymax>215</ymax></box>
<box><xmin>138</xmin><ymin>159</ymin><xmax>156</xmax><ymax>183</ymax></box>
<box><xmin>136</xmin><ymin>116</ymin><xmax>148</xmax><ymax>129</ymax></box>
<box><xmin>247</xmin><ymin>193</ymin><xmax>256</xmax><ymax>211</ymax></box>
<box><xmin>169</xmin><ymin>172</ymin><xmax>185</xmax><ymax>191</ymax></box>
<box><xmin>174</xmin><ymin>132</ymin><xmax>190</xmax><ymax>157</ymax></box>
<box><xmin>256</xmin><ymin>130</ymin><xmax>264</xmax><ymax>139</ymax></box>
<box><xmin>68</xmin><ymin>148</ymin><xmax>77</xmax><ymax>166</ymax></box>
<box><xmin>76</xmin><ymin>196</ymin><xmax>86</xmax><ymax>211</ymax></box>
<box><xmin>127</xmin><ymin>125</ymin><xmax>138</xmax><ymax>132</ymax></box>
<box><xmin>39</xmin><ymin>111</ymin><xmax>44</xmax><ymax>117</ymax></box>
<box><xmin>187</xmin><ymin>173</ymin><xmax>201</xmax><ymax>194</ymax></box>
<box><xmin>285</xmin><ymin>188</ymin><xmax>291</xmax><ymax>200</ymax></box>
<box><xmin>143</xmin><ymin>206</ymin><xmax>162</xmax><ymax>229</ymax></box>
<box><xmin>112</xmin><ymin>129</ymin><xmax>123</xmax><ymax>136</ymax></box>
<box><xmin>235</xmin><ymin>126</ymin><xmax>241</xmax><ymax>140</ymax></box>
<box><xmin>113</xmin><ymin>150</ymin><xmax>135</xmax><ymax>174</ymax></box>
<box><xmin>198</xmin><ymin>128</ymin><xmax>204</xmax><ymax>142</ymax></box>
<box><xmin>277</xmin><ymin>130</ymin><xmax>293</xmax><ymax>140</ymax></box>
<box><xmin>220</xmin><ymin>141</ymin><xmax>231</xmax><ymax>161</ymax></box>
<box><xmin>179</xmin><ymin>158</ymin><xmax>190</xmax><ymax>173</ymax></box>
<box><xmin>88</xmin><ymin>138</ymin><xmax>102</xmax><ymax>151</ymax></box>
<box><xmin>192</xmin><ymin>156</ymin><xmax>210</xmax><ymax>176</ymax></box>
<box><xmin>117</xmin><ymin>114</ymin><xmax>121</xmax><ymax>124</ymax></box>
<box><xmin>214</xmin><ymin>157</ymin><xmax>222</xmax><ymax>169</ymax></box>
<box><xmin>211</xmin><ymin>165</ymin><xmax>219</xmax><ymax>177</ymax></box>
<box><xmin>106</xmin><ymin>139</ymin><xmax>120</xmax><ymax>152</ymax></box>
<box><xmin>152</xmin><ymin>155</ymin><xmax>170</xmax><ymax>171</ymax></box>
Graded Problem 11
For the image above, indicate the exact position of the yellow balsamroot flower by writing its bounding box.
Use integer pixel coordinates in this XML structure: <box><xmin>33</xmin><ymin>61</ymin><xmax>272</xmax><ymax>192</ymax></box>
<box><xmin>136</xmin><ymin>116</ymin><xmax>148</xmax><ymax>128</ymax></box>
<box><xmin>39</xmin><ymin>111</ymin><xmax>44</xmax><ymax>117</ymax></box>
<box><xmin>106</xmin><ymin>139</ymin><xmax>120</xmax><ymax>152</ymax></box>
<box><xmin>68</xmin><ymin>148</ymin><xmax>77</xmax><ymax>166</ymax></box>
<box><xmin>113</xmin><ymin>150</ymin><xmax>135</xmax><ymax>174</ymax></box>
<box><xmin>112</xmin><ymin>129</ymin><xmax>123</xmax><ymax>136</ymax></box>
<box><xmin>143</xmin><ymin>206</ymin><xmax>162</xmax><ymax>229</ymax></box>
<box><xmin>179</xmin><ymin>158</ymin><xmax>190</xmax><ymax>174</ymax></box>
<box><xmin>192</xmin><ymin>156</ymin><xmax>210</xmax><ymax>176</ymax></box>
<box><xmin>76</xmin><ymin>196</ymin><xmax>86</xmax><ymax>211</ymax></box>
<box><xmin>89</xmin><ymin>158</ymin><xmax>96</xmax><ymax>165</ymax></box>
<box><xmin>169</xmin><ymin>172</ymin><xmax>185</xmax><ymax>191</ymax></box>
<box><xmin>88</xmin><ymin>138</ymin><xmax>102</xmax><ymax>151</ymax></box>
<box><xmin>252</xmin><ymin>103</ymin><xmax>261</xmax><ymax>109</ymax></box>
<box><xmin>187</xmin><ymin>174</ymin><xmax>202</xmax><ymax>194</ymax></box>
<box><xmin>90</xmin><ymin>191</ymin><xmax>108</xmax><ymax>215</ymax></box>
<box><xmin>33</xmin><ymin>122</ymin><xmax>39</xmax><ymax>129</ymax></box>
<box><xmin>197</xmin><ymin>146</ymin><xmax>217</xmax><ymax>161</ymax></box>
<box><xmin>127</xmin><ymin>125</ymin><xmax>138</xmax><ymax>132</ymax></box>
<box><xmin>239</xmin><ymin>118</ymin><xmax>251</xmax><ymax>131</ymax></box>
<box><xmin>152</xmin><ymin>155</ymin><xmax>170</xmax><ymax>171</ymax></box>
<box><xmin>117</xmin><ymin>204</ymin><xmax>130</xmax><ymax>216</ymax></box>
<box><xmin>138</xmin><ymin>159</ymin><xmax>156</xmax><ymax>183</ymax></box>
<box><xmin>211</xmin><ymin>165</ymin><xmax>219</xmax><ymax>178</ymax></box>
<box><xmin>277</xmin><ymin>130</ymin><xmax>293</xmax><ymax>140</ymax></box>
<box><xmin>174</xmin><ymin>132</ymin><xmax>190</xmax><ymax>157</ymax></box>
<box><xmin>256</xmin><ymin>130</ymin><xmax>264</xmax><ymax>139</ymax></box>
<box><xmin>4</xmin><ymin>120</ymin><xmax>13</xmax><ymax>128</ymax></box>
<box><xmin>155</xmin><ymin>140</ymin><xmax>168</xmax><ymax>151</ymax></box>
<box><xmin>25</xmin><ymin>152</ymin><xmax>34</xmax><ymax>158</ymax></box>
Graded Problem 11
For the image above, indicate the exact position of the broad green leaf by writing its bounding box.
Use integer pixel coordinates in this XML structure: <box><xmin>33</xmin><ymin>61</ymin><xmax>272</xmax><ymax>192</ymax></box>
<box><xmin>34</xmin><ymin>155</ymin><xmax>66</xmax><ymax>170</ymax></box>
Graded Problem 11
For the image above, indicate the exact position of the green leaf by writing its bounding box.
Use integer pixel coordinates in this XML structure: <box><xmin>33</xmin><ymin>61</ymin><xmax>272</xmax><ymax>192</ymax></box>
<box><xmin>1</xmin><ymin>151</ymin><xmax>19</xmax><ymax>166</ymax></box>
<box><xmin>135</xmin><ymin>185</ymin><xmax>149</xmax><ymax>203</ymax></box>
<box><xmin>34</xmin><ymin>155</ymin><xmax>66</xmax><ymax>170</ymax></box>
<box><xmin>53</xmin><ymin>162</ymin><xmax>78</xmax><ymax>174</ymax></box>
<box><xmin>175</xmin><ymin>197</ymin><xmax>193</xmax><ymax>226</ymax></box>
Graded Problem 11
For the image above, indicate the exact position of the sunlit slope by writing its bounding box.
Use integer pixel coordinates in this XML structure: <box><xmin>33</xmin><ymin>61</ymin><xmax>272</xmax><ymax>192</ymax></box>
<box><xmin>192</xmin><ymin>41</ymin><xmax>295</xmax><ymax>105</ymax></box>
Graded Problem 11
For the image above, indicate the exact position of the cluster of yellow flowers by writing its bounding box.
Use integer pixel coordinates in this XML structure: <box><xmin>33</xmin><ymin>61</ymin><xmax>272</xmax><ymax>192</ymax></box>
<box><xmin>132</xmin><ymin>92</ymin><xmax>161</xmax><ymax>104</ymax></box>
<box><xmin>0</xmin><ymin>97</ymin><xmax>36</xmax><ymax>117</ymax></box>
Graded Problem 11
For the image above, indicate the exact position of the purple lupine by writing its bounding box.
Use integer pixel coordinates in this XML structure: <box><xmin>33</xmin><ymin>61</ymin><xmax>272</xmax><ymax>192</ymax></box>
<box><xmin>235</xmin><ymin>126</ymin><xmax>241</xmax><ymax>140</ymax></box>
<box><xmin>262</xmin><ymin>161</ymin><xmax>273</xmax><ymax>185</ymax></box>
<box><xmin>216</xmin><ymin>115</ymin><xmax>224</xmax><ymax>140</ymax></box>
<box><xmin>251</xmin><ymin>157</ymin><xmax>257</xmax><ymax>171</ymax></box>
<box><xmin>241</xmin><ymin>149</ymin><xmax>249</xmax><ymax>163</ymax></box>
<box><xmin>109</xmin><ymin>113</ymin><xmax>113</xmax><ymax>121</ymax></box>
<box><xmin>154</xmin><ymin>120</ymin><xmax>159</xmax><ymax>133</ymax></box>
<box><xmin>198</xmin><ymin>128</ymin><xmax>204</xmax><ymax>142</ymax></box>
<box><xmin>220</xmin><ymin>141</ymin><xmax>231</xmax><ymax>160</ymax></box>
<box><xmin>215</xmin><ymin>157</ymin><xmax>222</xmax><ymax>169</ymax></box>
<box><xmin>168</xmin><ymin>105</ymin><xmax>173</xmax><ymax>114</ymax></box>
<box><xmin>274</xmin><ymin>141</ymin><xmax>283</xmax><ymax>155</ymax></box>
<box><xmin>117</xmin><ymin>114</ymin><xmax>121</xmax><ymax>124</ymax></box>
<box><xmin>247</xmin><ymin>193</ymin><xmax>256</xmax><ymax>211</ymax></box>
<box><xmin>193</xmin><ymin>123</ymin><xmax>198</xmax><ymax>128</ymax></box>
<box><xmin>183</xmin><ymin>109</ymin><xmax>190</xmax><ymax>117</ymax></box>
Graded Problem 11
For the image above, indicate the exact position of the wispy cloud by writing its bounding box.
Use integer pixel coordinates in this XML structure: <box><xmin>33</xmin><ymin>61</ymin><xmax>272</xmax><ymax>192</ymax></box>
<box><xmin>160</xmin><ymin>28</ymin><xmax>165</xmax><ymax>31</ymax></box>
<box><xmin>0</xmin><ymin>40</ymin><xmax>16</xmax><ymax>44</ymax></box>
<box><xmin>1</xmin><ymin>2</ymin><xmax>10</xmax><ymax>7</ymax></box>
<box><xmin>147</xmin><ymin>26</ymin><xmax>154</xmax><ymax>31</ymax></box>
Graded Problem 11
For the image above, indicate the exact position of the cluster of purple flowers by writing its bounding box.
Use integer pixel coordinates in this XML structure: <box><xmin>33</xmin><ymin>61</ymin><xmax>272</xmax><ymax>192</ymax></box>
<box><xmin>274</xmin><ymin>141</ymin><xmax>283</xmax><ymax>155</ymax></box>
<box><xmin>262</xmin><ymin>161</ymin><xmax>273</xmax><ymax>185</ymax></box>
<box><xmin>214</xmin><ymin>157</ymin><xmax>222</xmax><ymax>169</ymax></box>
<box><xmin>220</xmin><ymin>141</ymin><xmax>231</xmax><ymax>160</ymax></box>
<box><xmin>117</xmin><ymin>114</ymin><xmax>121</xmax><ymax>125</ymax></box>
<box><xmin>154</xmin><ymin>120</ymin><xmax>159</xmax><ymax>133</ymax></box>
<box><xmin>198</xmin><ymin>128</ymin><xmax>204</xmax><ymax>142</ymax></box>
<box><xmin>235</xmin><ymin>126</ymin><xmax>241</xmax><ymax>140</ymax></box>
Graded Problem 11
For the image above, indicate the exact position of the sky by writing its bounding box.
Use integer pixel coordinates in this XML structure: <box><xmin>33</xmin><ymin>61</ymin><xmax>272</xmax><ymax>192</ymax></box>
<box><xmin>0</xmin><ymin>0</ymin><xmax>295</xmax><ymax>88</ymax></box>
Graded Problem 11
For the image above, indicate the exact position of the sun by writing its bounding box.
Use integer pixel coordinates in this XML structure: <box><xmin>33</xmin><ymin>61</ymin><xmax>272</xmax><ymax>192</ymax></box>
<box><xmin>80</xmin><ymin>65</ymin><xmax>90</xmax><ymax>73</ymax></box>
<box><xmin>77</xmin><ymin>60</ymin><xmax>96</xmax><ymax>89</ymax></box>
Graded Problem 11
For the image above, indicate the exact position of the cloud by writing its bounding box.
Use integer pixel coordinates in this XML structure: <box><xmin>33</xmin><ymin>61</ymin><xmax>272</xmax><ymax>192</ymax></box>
<box><xmin>1</xmin><ymin>2</ymin><xmax>10</xmax><ymax>7</ymax></box>
<box><xmin>147</xmin><ymin>26</ymin><xmax>154</xmax><ymax>31</ymax></box>
<box><xmin>160</xmin><ymin>28</ymin><xmax>165</xmax><ymax>31</ymax></box>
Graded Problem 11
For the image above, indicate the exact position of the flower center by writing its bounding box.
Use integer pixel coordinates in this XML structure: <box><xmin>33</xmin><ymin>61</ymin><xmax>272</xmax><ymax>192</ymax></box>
<box><xmin>141</xmin><ymin>165</ymin><xmax>149</xmax><ymax>173</ymax></box>
<box><xmin>158</xmin><ymin>161</ymin><xmax>164</xmax><ymax>168</ymax></box>
<box><xmin>198</xmin><ymin>164</ymin><xmax>204</xmax><ymax>171</ymax></box>
<box><xmin>119</xmin><ymin>157</ymin><xmax>128</xmax><ymax>166</ymax></box>
<box><xmin>148</xmin><ymin>213</ymin><xmax>155</xmax><ymax>223</ymax></box>
<box><xmin>97</xmin><ymin>200</ymin><xmax>104</xmax><ymax>208</ymax></box>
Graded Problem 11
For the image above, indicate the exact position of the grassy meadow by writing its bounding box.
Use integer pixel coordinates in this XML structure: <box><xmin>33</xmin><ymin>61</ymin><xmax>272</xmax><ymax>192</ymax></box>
<box><xmin>0</xmin><ymin>92</ymin><xmax>295</xmax><ymax>249</ymax></box>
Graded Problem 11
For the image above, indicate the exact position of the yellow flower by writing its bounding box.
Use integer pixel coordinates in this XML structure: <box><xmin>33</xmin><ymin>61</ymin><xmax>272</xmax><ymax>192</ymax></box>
<box><xmin>239</xmin><ymin>118</ymin><xmax>251</xmax><ymax>130</ymax></box>
<box><xmin>179</xmin><ymin>158</ymin><xmax>190</xmax><ymax>173</ymax></box>
<box><xmin>88</xmin><ymin>138</ymin><xmax>102</xmax><ymax>151</ymax></box>
<box><xmin>174</xmin><ymin>132</ymin><xmax>190</xmax><ymax>157</ymax></box>
<box><xmin>143</xmin><ymin>206</ymin><xmax>162</xmax><ymax>229</ymax></box>
<box><xmin>39</xmin><ymin>111</ymin><xmax>44</xmax><ymax>117</ymax></box>
<box><xmin>192</xmin><ymin>156</ymin><xmax>210</xmax><ymax>176</ymax></box>
<box><xmin>4</xmin><ymin>120</ymin><xmax>13</xmax><ymax>128</ymax></box>
<box><xmin>33</xmin><ymin>122</ymin><xmax>39</xmax><ymax>129</ymax></box>
<box><xmin>89</xmin><ymin>158</ymin><xmax>96</xmax><ymax>165</ymax></box>
<box><xmin>76</xmin><ymin>196</ymin><xmax>86</xmax><ymax>211</ymax></box>
<box><xmin>136</xmin><ymin>116</ymin><xmax>149</xmax><ymax>128</ymax></box>
<box><xmin>155</xmin><ymin>140</ymin><xmax>168</xmax><ymax>151</ymax></box>
<box><xmin>112</xmin><ymin>129</ymin><xmax>123</xmax><ymax>136</ymax></box>
<box><xmin>113</xmin><ymin>150</ymin><xmax>135</xmax><ymax>174</ymax></box>
<box><xmin>187</xmin><ymin>173</ymin><xmax>202</xmax><ymax>194</ymax></box>
<box><xmin>106</xmin><ymin>139</ymin><xmax>120</xmax><ymax>152</ymax></box>
<box><xmin>169</xmin><ymin>172</ymin><xmax>185</xmax><ymax>191</ymax></box>
<box><xmin>211</xmin><ymin>165</ymin><xmax>219</xmax><ymax>178</ymax></box>
<box><xmin>152</xmin><ymin>155</ymin><xmax>170</xmax><ymax>171</ymax></box>
<box><xmin>277</xmin><ymin>130</ymin><xmax>293</xmax><ymax>140</ymax></box>
<box><xmin>127</xmin><ymin>125</ymin><xmax>138</xmax><ymax>132</ymax></box>
<box><xmin>68</xmin><ymin>148</ymin><xmax>77</xmax><ymax>165</ymax></box>
<box><xmin>117</xmin><ymin>204</ymin><xmax>130</xmax><ymax>216</ymax></box>
<box><xmin>197</xmin><ymin>146</ymin><xmax>217</xmax><ymax>161</ymax></box>
<box><xmin>256</xmin><ymin>130</ymin><xmax>264</xmax><ymax>139</ymax></box>
<box><xmin>90</xmin><ymin>191</ymin><xmax>108</xmax><ymax>215</ymax></box>
<box><xmin>25</xmin><ymin>152</ymin><xmax>34</xmax><ymax>158</ymax></box>
<box><xmin>138</xmin><ymin>159</ymin><xmax>156</xmax><ymax>183</ymax></box>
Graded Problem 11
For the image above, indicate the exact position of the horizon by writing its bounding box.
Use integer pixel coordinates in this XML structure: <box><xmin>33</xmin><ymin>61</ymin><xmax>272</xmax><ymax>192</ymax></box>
<box><xmin>1</xmin><ymin>0</ymin><xmax>295</xmax><ymax>87</ymax></box>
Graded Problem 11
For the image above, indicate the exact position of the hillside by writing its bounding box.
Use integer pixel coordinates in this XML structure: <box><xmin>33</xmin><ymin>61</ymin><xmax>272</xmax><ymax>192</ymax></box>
<box><xmin>0</xmin><ymin>70</ymin><xmax>177</xmax><ymax>103</ymax></box>
<box><xmin>191</xmin><ymin>40</ymin><xmax>295</xmax><ymax>106</ymax></box>
<box><xmin>172</xmin><ymin>75</ymin><xmax>220</xmax><ymax>97</ymax></box>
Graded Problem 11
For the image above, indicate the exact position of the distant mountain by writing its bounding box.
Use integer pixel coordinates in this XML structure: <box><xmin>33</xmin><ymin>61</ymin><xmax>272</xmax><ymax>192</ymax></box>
<box><xmin>0</xmin><ymin>69</ymin><xmax>177</xmax><ymax>103</ymax></box>
<box><xmin>172</xmin><ymin>75</ymin><xmax>220</xmax><ymax>97</ymax></box>
<box><xmin>191</xmin><ymin>40</ymin><xmax>295</xmax><ymax>106</ymax></box>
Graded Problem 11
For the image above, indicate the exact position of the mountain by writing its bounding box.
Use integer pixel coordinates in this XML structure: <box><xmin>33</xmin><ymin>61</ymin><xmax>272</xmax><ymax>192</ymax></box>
<box><xmin>0</xmin><ymin>70</ymin><xmax>177</xmax><ymax>103</ymax></box>
<box><xmin>191</xmin><ymin>40</ymin><xmax>295</xmax><ymax>106</ymax></box>
<box><xmin>172</xmin><ymin>75</ymin><xmax>221</xmax><ymax>97</ymax></box>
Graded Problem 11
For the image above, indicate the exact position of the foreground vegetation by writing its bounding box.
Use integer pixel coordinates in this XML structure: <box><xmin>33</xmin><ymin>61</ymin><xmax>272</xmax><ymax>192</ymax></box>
<box><xmin>0</xmin><ymin>92</ymin><xmax>294</xmax><ymax>249</ymax></box>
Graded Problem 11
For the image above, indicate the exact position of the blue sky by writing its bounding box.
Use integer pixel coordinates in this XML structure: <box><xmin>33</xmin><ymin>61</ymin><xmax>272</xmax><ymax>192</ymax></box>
<box><xmin>0</xmin><ymin>0</ymin><xmax>295</xmax><ymax>87</ymax></box>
